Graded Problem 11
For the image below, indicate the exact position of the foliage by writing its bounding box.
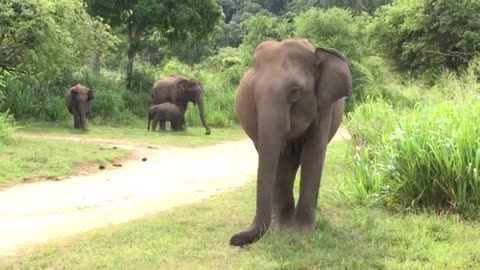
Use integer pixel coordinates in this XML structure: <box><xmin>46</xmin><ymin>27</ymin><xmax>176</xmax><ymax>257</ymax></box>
<box><xmin>239</xmin><ymin>13</ymin><xmax>292</xmax><ymax>55</ymax></box>
<box><xmin>288</xmin><ymin>0</ymin><xmax>393</xmax><ymax>14</ymax></box>
<box><xmin>343</xmin><ymin>60</ymin><xmax>480</xmax><ymax>216</ymax></box>
<box><xmin>85</xmin><ymin>0</ymin><xmax>223</xmax><ymax>88</ymax></box>
<box><xmin>371</xmin><ymin>0</ymin><xmax>480</xmax><ymax>76</ymax></box>
<box><xmin>0</xmin><ymin>109</ymin><xmax>17</xmax><ymax>145</ymax></box>
<box><xmin>294</xmin><ymin>7</ymin><xmax>363</xmax><ymax>61</ymax></box>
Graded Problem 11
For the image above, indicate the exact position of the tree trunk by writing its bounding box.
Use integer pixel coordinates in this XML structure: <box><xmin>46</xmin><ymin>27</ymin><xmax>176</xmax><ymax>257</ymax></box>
<box><xmin>125</xmin><ymin>14</ymin><xmax>138</xmax><ymax>90</ymax></box>
<box><xmin>92</xmin><ymin>48</ymin><xmax>101</xmax><ymax>76</ymax></box>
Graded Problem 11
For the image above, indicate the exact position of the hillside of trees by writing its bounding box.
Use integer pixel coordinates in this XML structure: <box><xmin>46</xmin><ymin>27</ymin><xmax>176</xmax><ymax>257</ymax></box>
<box><xmin>1</xmin><ymin>0</ymin><xmax>479</xmax><ymax>127</ymax></box>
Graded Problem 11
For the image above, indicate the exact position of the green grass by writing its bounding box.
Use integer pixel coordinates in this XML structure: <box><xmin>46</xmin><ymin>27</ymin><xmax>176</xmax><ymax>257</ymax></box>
<box><xmin>15</xmin><ymin>121</ymin><xmax>246</xmax><ymax>147</ymax></box>
<box><xmin>3</xmin><ymin>141</ymin><xmax>479</xmax><ymax>269</ymax></box>
<box><xmin>0</xmin><ymin>138</ymin><xmax>130</xmax><ymax>187</ymax></box>
<box><xmin>344</xmin><ymin>96</ymin><xmax>480</xmax><ymax>216</ymax></box>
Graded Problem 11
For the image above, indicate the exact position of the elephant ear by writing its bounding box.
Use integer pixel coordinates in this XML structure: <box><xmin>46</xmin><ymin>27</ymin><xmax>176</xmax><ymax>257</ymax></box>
<box><xmin>87</xmin><ymin>88</ymin><xmax>94</xmax><ymax>101</ymax></box>
<box><xmin>314</xmin><ymin>47</ymin><xmax>352</xmax><ymax>103</ymax></box>
<box><xmin>176</xmin><ymin>78</ymin><xmax>189</xmax><ymax>94</ymax></box>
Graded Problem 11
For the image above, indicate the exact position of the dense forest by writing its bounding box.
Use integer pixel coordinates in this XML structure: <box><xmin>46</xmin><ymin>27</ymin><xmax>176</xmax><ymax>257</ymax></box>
<box><xmin>1</xmin><ymin>0</ymin><xmax>478</xmax><ymax>127</ymax></box>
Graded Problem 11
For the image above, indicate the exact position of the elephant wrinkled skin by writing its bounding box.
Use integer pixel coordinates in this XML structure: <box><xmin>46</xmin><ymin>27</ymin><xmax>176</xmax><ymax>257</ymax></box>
<box><xmin>230</xmin><ymin>39</ymin><xmax>353</xmax><ymax>246</ymax></box>
<box><xmin>151</xmin><ymin>75</ymin><xmax>211</xmax><ymax>135</ymax></box>
<box><xmin>147</xmin><ymin>102</ymin><xmax>185</xmax><ymax>132</ymax></box>
<box><xmin>66</xmin><ymin>84</ymin><xmax>93</xmax><ymax>131</ymax></box>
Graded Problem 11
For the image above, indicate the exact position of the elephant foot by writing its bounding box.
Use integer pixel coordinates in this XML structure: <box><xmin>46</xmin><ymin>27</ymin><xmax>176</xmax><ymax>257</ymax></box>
<box><xmin>272</xmin><ymin>210</ymin><xmax>294</xmax><ymax>229</ymax></box>
<box><xmin>293</xmin><ymin>209</ymin><xmax>316</xmax><ymax>232</ymax></box>
<box><xmin>230</xmin><ymin>228</ymin><xmax>262</xmax><ymax>247</ymax></box>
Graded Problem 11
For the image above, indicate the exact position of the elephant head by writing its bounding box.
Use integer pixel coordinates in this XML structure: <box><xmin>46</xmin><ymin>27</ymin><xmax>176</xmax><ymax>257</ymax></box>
<box><xmin>175</xmin><ymin>77</ymin><xmax>211</xmax><ymax>135</ymax></box>
<box><xmin>229</xmin><ymin>39</ymin><xmax>352</xmax><ymax>246</ymax></box>
<box><xmin>66</xmin><ymin>84</ymin><xmax>93</xmax><ymax>131</ymax></box>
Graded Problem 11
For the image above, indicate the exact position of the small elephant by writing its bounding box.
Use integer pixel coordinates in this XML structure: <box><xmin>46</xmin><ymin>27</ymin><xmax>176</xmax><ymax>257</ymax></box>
<box><xmin>230</xmin><ymin>39</ymin><xmax>353</xmax><ymax>246</ymax></box>
<box><xmin>66</xmin><ymin>84</ymin><xmax>93</xmax><ymax>131</ymax></box>
<box><xmin>147</xmin><ymin>102</ymin><xmax>185</xmax><ymax>132</ymax></box>
<box><xmin>151</xmin><ymin>75</ymin><xmax>211</xmax><ymax>135</ymax></box>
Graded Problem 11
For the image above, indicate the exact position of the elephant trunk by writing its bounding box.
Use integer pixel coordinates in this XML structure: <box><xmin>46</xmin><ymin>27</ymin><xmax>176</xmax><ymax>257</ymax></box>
<box><xmin>196</xmin><ymin>95</ymin><xmax>211</xmax><ymax>135</ymax></box>
<box><xmin>230</xmin><ymin>97</ymin><xmax>290</xmax><ymax>246</ymax></box>
<box><xmin>78</xmin><ymin>102</ymin><xmax>88</xmax><ymax>131</ymax></box>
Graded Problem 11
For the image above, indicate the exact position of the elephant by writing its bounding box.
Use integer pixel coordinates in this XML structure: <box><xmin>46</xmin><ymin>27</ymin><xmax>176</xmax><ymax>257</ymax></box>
<box><xmin>151</xmin><ymin>75</ymin><xmax>211</xmax><ymax>135</ymax></box>
<box><xmin>147</xmin><ymin>102</ymin><xmax>185</xmax><ymax>132</ymax></box>
<box><xmin>66</xmin><ymin>84</ymin><xmax>94</xmax><ymax>131</ymax></box>
<box><xmin>229</xmin><ymin>39</ymin><xmax>353</xmax><ymax>246</ymax></box>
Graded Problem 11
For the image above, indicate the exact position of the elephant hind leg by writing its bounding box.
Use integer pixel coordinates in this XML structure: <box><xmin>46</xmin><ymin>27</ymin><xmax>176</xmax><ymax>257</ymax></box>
<box><xmin>159</xmin><ymin>120</ymin><xmax>166</xmax><ymax>131</ymax></box>
<box><xmin>273</xmin><ymin>141</ymin><xmax>301</xmax><ymax>228</ymax></box>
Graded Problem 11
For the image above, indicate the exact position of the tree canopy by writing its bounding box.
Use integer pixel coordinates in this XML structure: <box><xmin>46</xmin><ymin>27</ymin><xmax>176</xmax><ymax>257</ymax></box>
<box><xmin>85</xmin><ymin>0</ymin><xmax>222</xmax><ymax>88</ymax></box>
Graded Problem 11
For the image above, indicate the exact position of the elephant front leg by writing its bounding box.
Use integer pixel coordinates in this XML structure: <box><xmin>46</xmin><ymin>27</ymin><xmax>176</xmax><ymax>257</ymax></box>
<box><xmin>273</xmin><ymin>143</ymin><xmax>301</xmax><ymax>228</ymax></box>
<box><xmin>73</xmin><ymin>113</ymin><xmax>80</xmax><ymax>129</ymax></box>
<box><xmin>294</xmin><ymin>109</ymin><xmax>332</xmax><ymax>230</ymax></box>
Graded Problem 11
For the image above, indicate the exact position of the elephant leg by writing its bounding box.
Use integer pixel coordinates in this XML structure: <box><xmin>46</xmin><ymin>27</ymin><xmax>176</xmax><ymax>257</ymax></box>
<box><xmin>294</xmin><ymin>106</ymin><xmax>333</xmax><ymax>230</ymax></box>
<box><xmin>159</xmin><ymin>120</ymin><xmax>166</xmax><ymax>131</ymax></box>
<box><xmin>152</xmin><ymin>116</ymin><xmax>159</xmax><ymax>131</ymax></box>
<box><xmin>73</xmin><ymin>112</ymin><xmax>80</xmax><ymax>129</ymax></box>
<box><xmin>273</xmin><ymin>141</ymin><xmax>301</xmax><ymax>228</ymax></box>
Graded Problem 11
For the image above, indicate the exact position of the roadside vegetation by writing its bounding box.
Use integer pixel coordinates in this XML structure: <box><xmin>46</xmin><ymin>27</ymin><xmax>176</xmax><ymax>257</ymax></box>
<box><xmin>0</xmin><ymin>138</ymin><xmax>129</xmax><ymax>187</ymax></box>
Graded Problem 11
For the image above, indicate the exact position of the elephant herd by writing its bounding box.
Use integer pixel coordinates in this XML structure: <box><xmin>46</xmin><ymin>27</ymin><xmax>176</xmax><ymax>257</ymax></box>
<box><xmin>65</xmin><ymin>38</ymin><xmax>353</xmax><ymax>247</ymax></box>
<box><xmin>65</xmin><ymin>75</ymin><xmax>211</xmax><ymax>135</ymax></box>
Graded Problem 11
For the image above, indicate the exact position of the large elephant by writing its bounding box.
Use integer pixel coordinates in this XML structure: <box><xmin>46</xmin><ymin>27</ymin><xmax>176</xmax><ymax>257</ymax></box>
<box><xmin>151</xmin><ymin>75</ymin><xmax>211</xmax><ymax>135</ymax></box>
<box><xmin>147</xmin><ymin>102</ymin><xmax>185</xmax><ymax>132</ymax></box>
<box><xmin>66</xmin><ymin>84</ymin><xmax>94</xmax><ymax>131</ymax></box>
<box><xmin>230</xmin><ymin>39</ymin><xmax>353</xmax><ymax>246</ymax></box>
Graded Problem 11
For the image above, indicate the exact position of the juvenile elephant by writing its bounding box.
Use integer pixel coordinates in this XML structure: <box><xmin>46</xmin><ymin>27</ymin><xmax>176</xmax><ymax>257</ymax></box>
<box><xmin>66</xmin><ymin>84</ymin><xmax>94</xmax><ymax>131</ymax></box>
<box><xmin>230</xmin><ymin>39</ymin><xmax>353</xmax><ymax>246</ymax></box>
<box><xmin>151</xmin><ymin>75</ymin><xmax>211</xmax><ymax>135</ymax></box>
<box><xmin>147</xmin><ymin>102</ymin><xmax>185</xmax><ymax>132</ymax></box>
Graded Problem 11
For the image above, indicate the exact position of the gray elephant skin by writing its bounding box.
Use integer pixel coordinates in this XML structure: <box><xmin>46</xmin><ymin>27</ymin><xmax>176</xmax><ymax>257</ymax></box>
<box><xmin>66</xmin><ymin>84</ymin><xmax>94</xmax><ymax>131</ymax></box>
<box><xmin>151</xmin><ymin>75</ymin><xmax>211</xmax><ymax>135</ymax></box>
<box><xmin>147</xmin><ymin>102</ymin><xmax>185</xmax><ymax>132</ymax></box>
<box><xmin>230</xmin><ymin>39</ymin><xmax>353</xmax><ymax>246</ymax></box>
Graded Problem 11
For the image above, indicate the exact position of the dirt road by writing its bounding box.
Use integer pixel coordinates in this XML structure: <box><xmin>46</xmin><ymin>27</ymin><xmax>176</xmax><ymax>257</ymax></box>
<box><xmin>0</xmin><ymin>127</ymin><xmax>351</xmax><ymax>256</ymax></box>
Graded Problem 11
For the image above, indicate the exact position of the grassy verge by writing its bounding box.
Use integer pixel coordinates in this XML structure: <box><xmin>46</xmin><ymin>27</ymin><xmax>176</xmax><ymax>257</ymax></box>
<box><xmin>0</xmin><ymin>138</ymin><xmax>130</xmax><ymax>187</ymax></box>
<box><xmin>15</xmin><ymin>121</ymin><xmax>246</xmax><ymax>147</ymax></box>
<box><xmin>2</xmin><ymin>142</ymin><xmax>479</xmax><ymax>269</ymax></box>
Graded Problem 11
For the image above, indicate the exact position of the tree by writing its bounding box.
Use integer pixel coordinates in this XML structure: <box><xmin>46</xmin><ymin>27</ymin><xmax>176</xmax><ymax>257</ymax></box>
<box><xmin>85</xmin><ymin>0</ymin><xmax>222</xmax><ymax>89</ymax></box>
<box><xmin>371</xmin><ymin>0</ymin><xmax>480</xmax><ymax>74</ymax></box>
<box><xmin>0</xmin><ymin>0</ymin><xmax>46</xmax><ymax>73</ymax></box>
<box><xmin>218</xmin><ymin>0</ymin><xmax>237</xmax><ymax>22</ymax></box>
<box><xmin>294</xmin><ymin>7</ymin><xmax>362</xmax><ymax>61</ymax></box>
<box><xmin>288</xmin><ymin>0</ymin><xmax>392</xmax><ymax>15</ymax></box>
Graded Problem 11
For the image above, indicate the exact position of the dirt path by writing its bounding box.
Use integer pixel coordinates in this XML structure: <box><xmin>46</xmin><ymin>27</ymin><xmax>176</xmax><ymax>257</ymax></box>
<box><xmin>0</xmin><ymin>127</ymin><xmax>351</xmax><ymax>256</ymax></box>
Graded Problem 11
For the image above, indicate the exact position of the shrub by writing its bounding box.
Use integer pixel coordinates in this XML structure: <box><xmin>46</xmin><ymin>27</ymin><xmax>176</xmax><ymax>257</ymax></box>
<box><xmin>294</xmin><ymin>7</ymin><xmax>363</xmax><ymax>61</ymax></box>
<box><xmin>371</xmin><ymin>0</ymin><xmax>480</xmax><ymax>75</ymax></box>
<box><xmin>0</xmin><ymin>110</ymin><xmax>17</xmax><ymax>145</ymax></box>
<box><xmin>342</xmin><ymin>60</ymin><xmax>480</xmax><ymax>216</ymax></box>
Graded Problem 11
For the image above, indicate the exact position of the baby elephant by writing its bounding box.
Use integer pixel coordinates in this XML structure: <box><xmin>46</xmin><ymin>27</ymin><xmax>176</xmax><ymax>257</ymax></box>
<box><xmin>147</xmin><ymin>102</ymin><xmax>185</xmax><ymax>132</ymax></box>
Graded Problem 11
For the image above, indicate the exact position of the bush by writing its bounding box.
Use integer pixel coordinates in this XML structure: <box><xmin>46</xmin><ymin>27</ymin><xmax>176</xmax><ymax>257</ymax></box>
<box><xmin>371</xmin><ymin>0</ymin><xmax>480</xmax><ymax>75</ymax></box>
<box><xmin>343</xmin><ymin>64</ymin><xmax>480</xmax><ymax>216</ymax></box>
<box><xmin>0</xmin><ymin>110</ymin><xmax>17</xmax><ymax>145</ymax></box>
<box><xmin>294</xmin><ymin>7</ymin><xmax>363</xmax><ymax>61</ymax></box>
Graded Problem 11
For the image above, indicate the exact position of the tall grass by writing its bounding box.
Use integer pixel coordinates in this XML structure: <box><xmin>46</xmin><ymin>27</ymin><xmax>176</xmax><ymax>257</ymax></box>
<box><xmin>342</xmin><ymin>60</ymin><xmax>480</xmax><ymax>217</ymax></box>
<box><xmin>0</xmin><ymin>110</ymin><xmax>17</xmax><ymax>145</ymax></box>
